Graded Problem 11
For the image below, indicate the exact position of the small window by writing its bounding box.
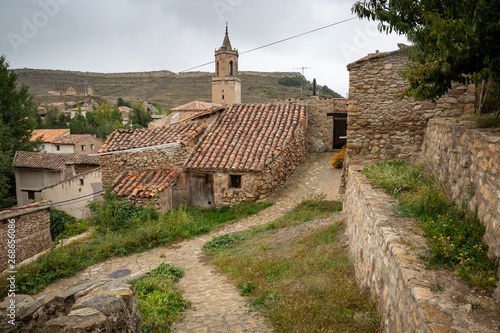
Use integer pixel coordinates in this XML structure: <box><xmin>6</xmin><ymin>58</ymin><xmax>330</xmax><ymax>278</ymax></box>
<box><xmin>81</xmin><ymin>145</ymin><xmax>86</xmax><ymax>151</ymax></box>
<box><xmin>230</xmin><ymin>175</ymin><xmax>241</xmax><ymax>189</ymax></box>
<box><xmin>79</xmin><ymin>179</ymin><xmax>84</xmax><ymax>186</ymax></box>
<box><xmin>41</xmin><ymin>144</ymin><xmax>45</xmax><ymax>150</ymax></box>
<box><xmin>56</xmin><ymin>145</ymin><xmax>60</xmax><ymax>151</ymax></box>
<box><xmin>27</xmin><ymin>191</ymin><xmax>35</xmax><ymax>200</ymax></box>
<box><xmin>90</xmin><ymin>144</ymin><xmax>95</xmax><ymax>150</ymax></box>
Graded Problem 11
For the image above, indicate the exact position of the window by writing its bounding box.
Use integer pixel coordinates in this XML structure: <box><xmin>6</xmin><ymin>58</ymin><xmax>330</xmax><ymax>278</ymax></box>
<box><xmin>90</xmin><ymin>144</ymin><xmax>95</xmax><ymax>150</ymax></box>
<box><xmin>216</xmin><ymin>62</ymin><xmax>219</xmax><ymax>76</ymax></box>
<box><xmin>27</xmin><ymin>191</ymin><xmax>35</xmax><ymax>200</ymax></box>
<box><xmin>229</xmin><ymin>61</ymin><xmax>234</xmax><ymax>76</ymax></box>
<box><xmin>81</xmin><ymin>145</ymin><xmax>86</xmax><ymax>151</ymax></box>
<box><xmin>41</xmin><ymin>144</ymin><xmax>45</xmax><ymax>150</ymax></box>
<box><xmin>230</xmin><ymin>175</ymin><xmax>242</xmax><ymax>189</ymax></box>
<box><xmin>56</xmin><ymin>145</ymin><xmax>60</xmax><ymax>151</ymax></box>
<box><xmin>79</xmin><ymin>179</ymin><xmax>84</xmax><ymax>186</ymax></box>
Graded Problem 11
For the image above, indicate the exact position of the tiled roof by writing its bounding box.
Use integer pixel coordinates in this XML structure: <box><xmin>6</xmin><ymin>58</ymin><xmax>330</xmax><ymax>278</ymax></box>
<box><xmin>185</xmin><ymin>103</ymin><xmax>306</xmax><ymax>172</ymax></box>
<box><xmin>52</xmin><ymin>134</ymin><xmax>100</xmax><ymax>145</ymax></box>
<box><xmin>171</xmin><ymin>101</ymin><xmax>217</xmax><ymax>112</ymax></box>
<box><xmin>0</xmin><ymin>200</ymin><xmax>52</xmax><ymax>216</ymax></box>
<box><xmin>31</xmin><ymin>129</ymin><xmax>70</xmax><ymax>143</ymax></box>
<box><xmin>13</xmin><ymin>151</ymin><xmax>100</xmax><ymax>170</ymax></box>
<box><xmin>111</xmin><ymin>169</ymin><xmax>179</xmax><ymax>198</ymax></box>
<box><xmin>98</xmin><ymin>120</ymin><xmax>206</xmax><ymax>153</ymax></box>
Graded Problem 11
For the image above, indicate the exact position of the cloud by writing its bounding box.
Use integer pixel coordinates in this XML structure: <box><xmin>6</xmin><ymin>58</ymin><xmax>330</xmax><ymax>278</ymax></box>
<box><xmin>0</xmin><ymin>0</ymin><xmax>407</xmax><ymax>97</ymax></box>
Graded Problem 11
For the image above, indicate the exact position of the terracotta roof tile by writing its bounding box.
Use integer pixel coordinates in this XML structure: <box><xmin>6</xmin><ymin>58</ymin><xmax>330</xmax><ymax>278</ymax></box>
<box><xmin>98</xmin><ymin>121</ymin><xmax>206</xmax><ymax>153</ymax></box>
<box><xmin>13</xmin><ymin>151</ymin><xmax>99</xmax><ymax>170</ymax></box>
<box><xmin>31</xmin><ymin>129</ymin><xmax>70</xmax><ymax>143</ymax></box>
<box><xmin>111</xmin><ymin>169</ymin><xmax>179</xmax><ymax>198</ymax></box>
<box><xmin>185</xmin><ymin>103</ymin><xmax>306</xmax><ymax>172</ymax></box>
<box><xmin>52</xmin><ymin>134</ymin><xmax>100</xmax><ymax>145</ymax></box>
<box><xmin>0</xmin><ymin>200</ymin><xmax>52</xmax><ymax>215</ymax></box>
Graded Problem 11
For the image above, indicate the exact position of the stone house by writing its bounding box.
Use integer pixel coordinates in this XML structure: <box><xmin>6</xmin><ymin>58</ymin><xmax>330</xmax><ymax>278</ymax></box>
<box><xmin>51</xmin><ymin>134</ymin><xmax>103</xmax><ymax>154</ymax></box>
<box><xmin>31</xmin><ymin>129</ymin><xmax>71</xmax><ymax>153</ymax></box>
<box><xmin>184</xmin><ymin>103</ymin><xmax>307</xmax><ymax>207</ymax></box>
<box><xmin>65</xmin><ymin>87</ymin><xmax>77</xmax><ymax>95</ymax></box>
<box><xmin>97</xmin><ymin>120</ymin><xmax>208</xmax><ymax>210</ymax></box>
<box><xmin>13</xmin><ymin>151</ymin><xmax>100</xmax><ymax>207</ymax></box>
<box><xmin>0</xmin><ymin>200</ymin><xmax>52</xmax><ymax>273</ymax></box>
<box><xmin>99</xmin><ymin>102</ymin><xmax>307</xmax><ymax>209</ymax></box>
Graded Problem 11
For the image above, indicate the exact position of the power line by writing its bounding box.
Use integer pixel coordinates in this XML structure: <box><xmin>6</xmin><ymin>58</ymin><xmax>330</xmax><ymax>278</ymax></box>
<box><xmin>98</xmin><ymin>17</ymin><xmax>356</xmax><ymax>98</ymax></box>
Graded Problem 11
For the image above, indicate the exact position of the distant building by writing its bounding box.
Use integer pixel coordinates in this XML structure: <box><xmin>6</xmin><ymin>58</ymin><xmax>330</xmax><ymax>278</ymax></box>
<box><xmin>30</xmin><ymin>129</ymin><xmax>103</xmax><ymax>154</ymax></box>
<box><xmin>13</xmin><ymin>151</ymin><xmax>101</xmax><ymax>218</ymax></box>
<box><xmin>66</xmin><ymin>87</ymin><xmax>77</xmax><ymax>95</ymax></box>
<box><xmin>87</xmin><ymin>85</ymin><xmax>94</xmax><ymax>96</ymax></box>
<box><xmin>63</xmin><ymin>106</ymin><xmax>93</xmax><ymax>119</ymax></box>
<box><xmin>212</xmin><ymin>26</ymin><xmax>241</xmax><ymax>104</ymax></box>
<box><xmin>149</xmin><ymin>101</ymin><xmax>218</xmax><ymax>128</ymax></box>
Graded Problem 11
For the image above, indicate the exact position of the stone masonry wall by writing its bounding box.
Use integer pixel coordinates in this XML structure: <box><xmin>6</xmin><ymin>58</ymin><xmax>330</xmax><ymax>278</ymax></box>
<box><xmin>344</xmin><ymin>167</ymin><xmax>500</xmax><ymax>332</ymax></box>
<box><xmin>421</xmin><ymin>118</ymin><xmax>500</xmax><ymax>258</ymax></box>
<box><xmin>346</xmin><ymin>50</ymin><xmax>475</xmax><ymax>165</ymax></box>
<box><xmin>99</xmin><ymin>143</ymin><xmax>190</xmax><ymax>187</ymax></box>
<box><xmin>212</xmin><ymin>121</ymin><xmax>307</xmax><ymax>206</ymax></box>
<box><xmin>274</xmin><ymin>97</ymin><xmax>348</xmax><ymax>152</ymax></box>
<box><xmin>0</xmin><ymin>201</ymin><xmax>52</xmax><ymax>273</ymax></box>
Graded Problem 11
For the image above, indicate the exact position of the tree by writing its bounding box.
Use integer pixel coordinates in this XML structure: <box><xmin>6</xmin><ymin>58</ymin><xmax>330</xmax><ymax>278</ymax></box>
<box><xmin>352</xmin><ymin>0</ymin><xmax>500</xmax><ymax>103</ymax></box>
<box><xmin>70</xmin><ymin>105</ymin><xmax>87</xmax><ymax>134</ymax></box>
<box><xmin>0</xmin><ymin>55</ymin><xmax>40</xmax><ymax>207</ymax></box>
<box><xmin>117</xmin><ymin>97</ymin><xmax>132</xmax><ymax>108</ymax></box>
<box><xmin>129</xmin><ymin>101</ymin><xmax>152</xmax><ymax>128</ymax></box>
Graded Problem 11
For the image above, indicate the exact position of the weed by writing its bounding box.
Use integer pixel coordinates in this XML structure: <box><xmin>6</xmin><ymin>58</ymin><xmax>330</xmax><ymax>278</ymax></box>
<box><xmin>204</xmin><ymin>234</ymin><xmax>245</xmax><ymax>250</ymax></box>
<box><xmin>129</xmin><ymin>263</ymin><xmax>190</xmax><ymax>332</ymax></box>
<box><xmin>429</xmin><ymin>284</ymin><xmax>443</xmax><ymax>293</ymax></box>
<box><xmin>476</xmin><ymin>112</ymin><xmax>500</xmax><ymax>128</ymax></box>
<box><xmin>240</xmin><ymin>281</ymin><xmax>256</xmax><ymax>296</ymax></box>
<box><xmin>467</xmin><ymin>300</ymin><xmax>482</xmax><ymax>310</ymax></box>
<box><xmin>363</xmin><ymin>160</ymin><xmax>498</xmax><ymax>290</ymax></box>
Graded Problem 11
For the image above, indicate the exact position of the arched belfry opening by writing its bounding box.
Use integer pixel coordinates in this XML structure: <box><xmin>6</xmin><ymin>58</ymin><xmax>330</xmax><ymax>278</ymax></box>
<box><xmin>212</xmin><ymin>24</ymin><xmax>241</xmax><ymax>104</ymax></box>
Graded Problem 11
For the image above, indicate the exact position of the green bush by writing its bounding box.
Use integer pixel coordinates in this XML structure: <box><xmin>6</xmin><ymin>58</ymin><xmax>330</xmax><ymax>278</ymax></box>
<box><xmin>204</xmin><ymin>234</ymin><xmax>245</xmax><ymax>250</ymax></box>
<box><xmin>278</xmin><ymin>76</ymin><xmax>303</xmax><ymax>87</ymax></box>
<box><xmin>87</xmin><ymin>191</ymin><xmax>159</xmax><ymax>231</ymax></box>
<box><xmin>49</xmin><ymin>208</ymin><xmax>77</xmax><ymax>241</ymax></box>
<box><xmin>476</xmin><ymin>112</ymin><xmax>500</xmax><ymax>128</ymax></box>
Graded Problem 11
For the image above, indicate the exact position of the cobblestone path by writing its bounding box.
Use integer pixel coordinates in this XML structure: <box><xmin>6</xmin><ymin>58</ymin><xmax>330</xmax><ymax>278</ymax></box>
<box><xmin>36</xmin><ymin>153</ymin><xmax>341</xmax><ymax>332</ymax></box>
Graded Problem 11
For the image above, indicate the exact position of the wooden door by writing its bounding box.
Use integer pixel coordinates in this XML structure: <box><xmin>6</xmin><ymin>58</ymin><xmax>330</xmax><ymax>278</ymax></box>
<box><xmin>188</xmin><ymin>173</ymin><xmax>215</xmax><ymax>208</ymax></box>
<box><xmin>333</xmin><ymin>117</ymin><xmax>347</xmax><ymax>149</ymax></box>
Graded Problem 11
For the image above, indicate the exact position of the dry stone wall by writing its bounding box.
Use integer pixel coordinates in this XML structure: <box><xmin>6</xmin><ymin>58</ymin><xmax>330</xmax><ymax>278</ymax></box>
<box><xmin>274</xmin><ymin>97</ymin><xmax>348</xmax><ymax>152</ymax></box>
<box><xmin>99</xmin><ymin>143</ymin><xmax>190</xmax><ymax>187</ymax></box>
<box><xmin>421</xmin><ymin>119</ymin><xmax>500</xmax><ymax>259</ymax></box>
<box><xmin>346</xmin><ymin>50</ymin><xmax>475</xmax><ymax>165</ymax></box>
<box><xmin>344</xmin><ymin>167</ymin><xmax>500</xmax><ymax>332</ymax></box>
<box><xmin>0</xmin><ymin>202</ymin><xmax>52</xmax><ymax>273</ymax></box>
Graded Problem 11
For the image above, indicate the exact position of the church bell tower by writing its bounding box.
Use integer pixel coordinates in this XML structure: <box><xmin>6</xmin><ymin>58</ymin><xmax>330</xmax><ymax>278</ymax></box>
<box><xmin>212</xmin><ymin>25</ymin><xmax>241</xmax><ymax>104</ymax></box>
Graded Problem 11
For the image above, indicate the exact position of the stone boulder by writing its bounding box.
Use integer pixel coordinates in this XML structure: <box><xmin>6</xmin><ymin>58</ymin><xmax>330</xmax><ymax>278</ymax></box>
<box><xmin>0</xmin><ymin>279</ymin><xmax>141</xmax><ymax>332</ymax></box>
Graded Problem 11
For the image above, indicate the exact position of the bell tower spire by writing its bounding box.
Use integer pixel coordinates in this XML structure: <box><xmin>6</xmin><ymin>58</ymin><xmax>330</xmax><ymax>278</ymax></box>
<box><xmin>212</xmin><ymin>24</ymin><xmax>241</xmax><ymax>104</ymax></box>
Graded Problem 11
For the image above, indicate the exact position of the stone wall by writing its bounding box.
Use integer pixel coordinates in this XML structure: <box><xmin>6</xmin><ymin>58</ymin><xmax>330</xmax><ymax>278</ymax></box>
<box><xmin>344</xmin><ymin>167</ymin><xmax>500</xmax><ymax>332</ymax></box>
<box><xmin>99</xmin><ymin>143</ymin><xmax>190</xmax><ymax>187</ymax></box>
<box><xmin>274</xmin><ymin>97</ymin><xmax>348</xmax><ymax>152</ymax></box>
<box><xmin>345</xmin><ymin>50</ymin><xmax>475</xmax><ymax>165</ymax></box>
<box><xmin>0</xmin><ymin>279</ymin><xmax>141</xmax><ymax>332</ymax></box>
<box><xmin>421</xmin><ymin>118</ymin><xmax>500</xmax><ymax>258</ymax></box>
<box><xmin>212</xmin><ymin>121</ymin><xmax>307</xmax><ymax>206</ymax></box>
<box><xmin>0</xmin><ymin>201</ymin><xmax>52</xmax><ymax>273</ymax></box>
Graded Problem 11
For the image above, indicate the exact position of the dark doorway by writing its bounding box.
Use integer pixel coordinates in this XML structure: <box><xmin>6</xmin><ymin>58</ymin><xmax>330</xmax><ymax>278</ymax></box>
<box><xmin>328</xmin><ymin>112</ymin><xmax>348</xmax><ymax>149</ymax></box>
<box><xmin>188</xmin><ymin>173</ymin><xmax>215</xmax><ymax>208</ymax></box>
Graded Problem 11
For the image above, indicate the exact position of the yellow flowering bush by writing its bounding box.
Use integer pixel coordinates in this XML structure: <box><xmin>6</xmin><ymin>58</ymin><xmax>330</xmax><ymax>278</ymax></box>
<box><xmin>331</xmin><ymin>146</ymin><xmax>346</xmax><ymax>169</ymax></box>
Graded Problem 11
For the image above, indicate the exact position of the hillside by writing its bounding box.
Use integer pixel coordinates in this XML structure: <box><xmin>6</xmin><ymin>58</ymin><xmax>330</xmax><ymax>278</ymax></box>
<box><xmin>13</xmin><ymin>69</ymin><xmax>340</xmax><ymax>109</ymax></box>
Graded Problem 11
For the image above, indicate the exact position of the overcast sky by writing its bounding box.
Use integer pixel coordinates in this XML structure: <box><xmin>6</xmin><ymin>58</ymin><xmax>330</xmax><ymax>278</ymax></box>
<box><xmin>0</xmin><ymin>0</ymin><xmax>407</xmax><ymax>97</ymax></box>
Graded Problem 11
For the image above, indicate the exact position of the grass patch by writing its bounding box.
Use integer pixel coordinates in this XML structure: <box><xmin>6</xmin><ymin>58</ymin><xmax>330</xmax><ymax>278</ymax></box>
<box><xmin>205</xmin><ymin>198</ymin><xmax>379</xmax><ymax>332</ymax></box>
<box><xmin>0</xmin><ymin>197</ymin><xmax>272</xmax><ymax>299</ymax></box>
<box><xmin>363</xmin><ymin>160</ymin><xmax>498</xmax><ymax>290</ymax></box>
<box><xmin>129</xmin><ymin>263</ymin><xmax>190</xmax><ymax>332</ymax></box>
<box><xmin>274</xmin><ymin>194</ymin><xmax>343</xmax><ymax>228</ymax></box>
<box><xmin>476</xmin><ymin>112</ymin><xmax>500</xmax><ymax>128</ymax></box>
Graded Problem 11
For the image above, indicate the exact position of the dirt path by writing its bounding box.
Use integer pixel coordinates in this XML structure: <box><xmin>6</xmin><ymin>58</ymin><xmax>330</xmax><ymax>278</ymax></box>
<box><xmin>36</xmin><ymin>153</ymin><xmax>342</xmax><ymax>332</ymax></box>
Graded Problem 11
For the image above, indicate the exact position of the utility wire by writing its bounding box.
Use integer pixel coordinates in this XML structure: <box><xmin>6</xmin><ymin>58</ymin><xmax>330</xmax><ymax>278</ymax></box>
<box><xmin>99</xmin><ymin>17</ymin><xmax>356</xmax><ymax>98</ymax></box>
